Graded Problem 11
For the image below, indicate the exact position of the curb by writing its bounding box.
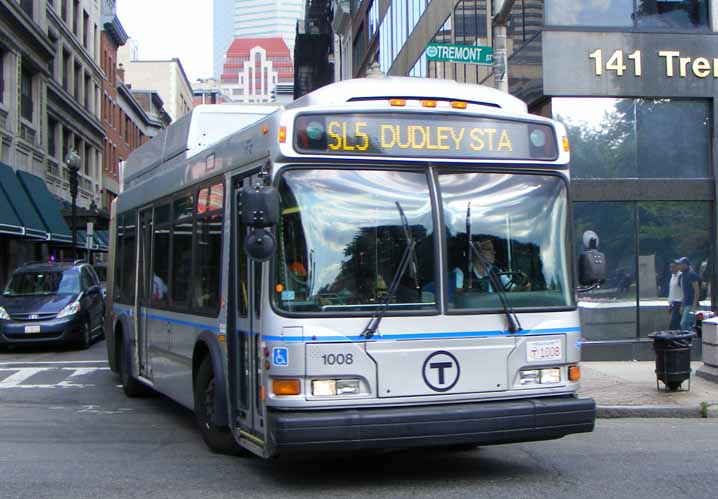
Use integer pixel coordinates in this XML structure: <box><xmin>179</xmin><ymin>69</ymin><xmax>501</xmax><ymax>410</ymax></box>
<box><xmin>597</xmin><ymin>404</ymin><xmax>704</xmax><ymax>418</ymax></box>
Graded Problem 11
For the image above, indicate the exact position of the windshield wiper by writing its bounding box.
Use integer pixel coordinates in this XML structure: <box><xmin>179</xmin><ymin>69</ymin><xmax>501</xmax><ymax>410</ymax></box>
<box><xmin>397</xmin><ymin>202</ymin><xmax>421</xmax><ymax>300</ymax></box>
<box><xmin>466</xmin><ymin>204</ymin><xmax>522</xmax><ymax>334</ymax></box>
<box><xmin>361</xmin><ymin>202</ymin><xmax>416</xmax><ymax>339</ymax></box>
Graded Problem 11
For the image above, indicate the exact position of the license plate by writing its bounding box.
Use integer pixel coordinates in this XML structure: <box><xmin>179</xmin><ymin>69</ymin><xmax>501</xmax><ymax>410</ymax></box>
<box><xmin>526</xmin><ymin>339</ymin><xmax>562</xmax><ymax>362</ymax></box>
<box><xmin>24</xmin><ymin>325</ymin><xmax>41</xmax><ymax>334</ymax></box>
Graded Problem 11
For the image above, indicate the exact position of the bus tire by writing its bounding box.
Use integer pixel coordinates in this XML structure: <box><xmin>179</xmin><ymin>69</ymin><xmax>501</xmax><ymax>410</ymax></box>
<box><xmin>194</xmin><ymin>357</ymin><xmax>244</xmax><ymax>456</ymax></box>
<box><xmin>119</xmin><ymin>336</ymin><xmax>149</xmax><ymax>398</ymax></box>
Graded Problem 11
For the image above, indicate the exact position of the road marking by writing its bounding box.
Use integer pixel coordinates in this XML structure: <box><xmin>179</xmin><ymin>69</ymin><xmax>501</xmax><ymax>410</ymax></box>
<box><xmin>0</xmin><ymin>367</ymin><xmax>110</xmax><ymax>389</ymax></box>
<box><xmin>0</xmin><ymin>368</ymin><xmax>51</xmax><ymax>388</ymax></box>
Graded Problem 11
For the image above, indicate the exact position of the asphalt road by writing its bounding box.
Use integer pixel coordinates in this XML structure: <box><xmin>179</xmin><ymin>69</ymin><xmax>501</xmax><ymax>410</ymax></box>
<box><xmin>1</xmin><ymin>340</ymin><xmax>716</xmax><ymax>499</ymax></box>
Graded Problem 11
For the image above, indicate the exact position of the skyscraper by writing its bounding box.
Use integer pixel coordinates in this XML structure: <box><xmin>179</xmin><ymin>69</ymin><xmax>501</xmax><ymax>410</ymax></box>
<box><xmin>213</xmin><ymin>0</ymin><xmax>304</xmax><ymax>78</ymax></box>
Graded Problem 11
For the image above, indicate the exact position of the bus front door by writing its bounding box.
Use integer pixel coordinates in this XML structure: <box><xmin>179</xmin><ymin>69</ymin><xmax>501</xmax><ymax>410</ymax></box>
<box><xmin>135</xmin><ymin>207</ymin><xmax>153</xmax><ymax>380</ymax></box>
<box><xmin>232</xmin><ymin>173</ymin><xmax>265</xmax><ymax>448</ymax></box>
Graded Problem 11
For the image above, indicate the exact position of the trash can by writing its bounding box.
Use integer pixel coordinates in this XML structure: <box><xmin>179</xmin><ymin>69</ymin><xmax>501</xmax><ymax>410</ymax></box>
<box><xmin>647</xmin><ymin>330</ymin><xmax>695</xmax><ymax>391</ymax></box>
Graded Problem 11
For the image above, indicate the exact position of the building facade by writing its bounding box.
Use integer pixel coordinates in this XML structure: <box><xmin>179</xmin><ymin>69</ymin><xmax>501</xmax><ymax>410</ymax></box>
<box><xmin>0</xmin><ymin>0</ymin><xmax>105</xmax><ymax>284</ymax></box>
<box><xmin>213</xmin><ymin>0</ymin><xmax>305</xmax><ymax>78</ymax></box>
<box><xmin>100</xmin><ymin>0</ymin><xmax>163</xmax><ymax>211</ymax></box>
<box><xmin>116</xmin><ymin>48</ymin><xmax>193</xmax><ymax>122</ymax></box>
<box><xmin>220</xmin><ymin>38</ymin><xmax>294</xmax><ymax>103</ymax></box>
<box><xmin>192</xmin><ymin>77</ymin><xmax>230</xmax><ymax>106</ymax></box>
<box><xmin>338</xmin><ymin>0</ymin><xmax>718</xmax><ymax>360</ymax></box>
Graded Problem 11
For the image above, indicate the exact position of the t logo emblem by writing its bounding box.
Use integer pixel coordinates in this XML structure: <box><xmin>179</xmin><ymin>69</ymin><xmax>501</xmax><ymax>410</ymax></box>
<box><xmin>422</xmin><ymin>351</ymin><xmax>460</xmax><ymax>392</ymax></box>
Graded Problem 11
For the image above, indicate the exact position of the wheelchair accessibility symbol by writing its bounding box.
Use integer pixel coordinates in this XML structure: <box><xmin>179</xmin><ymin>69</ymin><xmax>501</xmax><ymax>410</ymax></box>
<box><xmin>272</xmin><ymin>347</ymin><xmax>289</xmax><ymax>367</ymax></box>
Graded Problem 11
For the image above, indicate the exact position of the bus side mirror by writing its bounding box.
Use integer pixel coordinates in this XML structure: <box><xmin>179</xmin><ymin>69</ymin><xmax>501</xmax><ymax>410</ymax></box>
<box><xmin>238</xmin><ymin>186</ymin><xmax>279</xmax><ymax>261</ymax></box>
<box><xmin>578</xmin><ymin>230</ymin><xmax>606</xmax><ymax>286</ymax></box>
<box><xmin>239</xmin><ymin>186</ymin><xmax>279</xmax><ymax>227</ymax></box>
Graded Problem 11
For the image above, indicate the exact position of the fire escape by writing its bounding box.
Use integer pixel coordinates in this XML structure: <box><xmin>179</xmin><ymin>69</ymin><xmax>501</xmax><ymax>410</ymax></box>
<box><xmin>294</xmin><ymin>0</ymin><xmax>335</xmax><ymax>99</ymax></box>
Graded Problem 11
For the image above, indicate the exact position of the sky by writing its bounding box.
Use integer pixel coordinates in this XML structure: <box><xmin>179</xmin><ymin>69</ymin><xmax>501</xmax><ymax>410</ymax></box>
<box><xmin>116</xmin><ymin>0</ymin><xmax>213</xmax><ymax>82</ymax></box>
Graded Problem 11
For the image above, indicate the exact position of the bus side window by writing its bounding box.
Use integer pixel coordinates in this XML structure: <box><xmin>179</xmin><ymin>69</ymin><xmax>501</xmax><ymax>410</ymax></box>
<box><xmin>152</xmin><ymin>203</ymin><xmax>171</xmax><ymax>307</ymax></box>
<box><xmin>114</xmin><ymin>214</ymin><xmax>124</xmax><ymax>302</ymax></box>
<box><xmin>123</xmin><ymin>210</ymin><xmax>137</xmax><ymax>304</ymax></box>
<box><xmin>172</xmin><ymin>194</ymin><xmax>193</xmax><ymax>306</ymax></box>
<box><xmin>193</xmin><ymin>182</ymin><xmax>224</xmax><ymax>314</ymax></box>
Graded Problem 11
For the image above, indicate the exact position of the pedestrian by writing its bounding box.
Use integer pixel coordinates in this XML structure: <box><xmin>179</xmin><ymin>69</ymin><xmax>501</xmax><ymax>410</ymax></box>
<box><xmin>667</xmin><ymin>261</ymin><xmax>683</xmax><ymax>330</ymax></box>
<box><xmin>676</xmin><ymin>257</ymin><xmax>700</xmax><ymax>331</ymax></box>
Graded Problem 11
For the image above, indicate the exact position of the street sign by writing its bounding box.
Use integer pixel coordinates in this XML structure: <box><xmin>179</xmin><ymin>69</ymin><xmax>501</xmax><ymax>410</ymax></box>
<box><xmin>426</xmin><ymin>43</ymin><xmax>493</xmax><ymax>66</ymax></box>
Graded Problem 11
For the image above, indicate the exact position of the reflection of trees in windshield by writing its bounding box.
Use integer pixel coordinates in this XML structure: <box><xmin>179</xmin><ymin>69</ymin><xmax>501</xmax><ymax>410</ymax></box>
<box><xmin>276</xmin><ymin>169</ymin><xmax>435</xmax><ymax>312</ymax></box>
<box><xmin>440</xmin><ymin>173</ymin><xmax>572</xmax><ymax>309</ymax></box>
<box><xmin>318</xmin><ymin>224</ymin><xmax>428</xmax><ymax>305</ymax></box>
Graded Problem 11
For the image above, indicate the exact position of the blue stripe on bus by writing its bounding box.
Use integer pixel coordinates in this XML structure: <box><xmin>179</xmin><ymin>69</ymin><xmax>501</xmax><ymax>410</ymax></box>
<box><xmin>261</xmin><ymin>327</ymin><xmax>582</xmax><ymax>342</ymax></box>
<box><xmin>112</xmin><ymin>305</ymin><xmax>580</xmax><ymax>341</ymax></box>
<box><xmin>112</xmin><ymin>305</ymin><xmax>220</xmax><ymax>332</ymax></box>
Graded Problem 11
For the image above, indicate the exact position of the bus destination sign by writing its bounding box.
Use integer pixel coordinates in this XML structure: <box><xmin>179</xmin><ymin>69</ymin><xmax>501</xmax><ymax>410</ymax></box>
<box><xmin>293</xmin><ymin>113</ymin><xmax>558</xmax><ymax>161</ymax></box>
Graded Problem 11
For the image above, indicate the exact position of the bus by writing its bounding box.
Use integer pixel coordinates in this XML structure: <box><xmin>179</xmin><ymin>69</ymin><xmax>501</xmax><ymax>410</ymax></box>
<box><xmin>106</xmin><ymin>77</ymin><xmax>605</xmax><ymax>458</ymax></box>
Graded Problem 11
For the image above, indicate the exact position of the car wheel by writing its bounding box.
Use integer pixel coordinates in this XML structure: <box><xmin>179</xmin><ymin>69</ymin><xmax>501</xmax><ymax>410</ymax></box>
<box><xmin>119</xmin><ymin>338</ymin><xmax>150</xmax><ymax>398</ymax></box>
<box><xmin>77</xmin><ymin>321</ymin><xmax>92</xmax><ymax>350</ymax></box>
<box><xmin>194</xmin><ymin>357</ymin><xmax>245</xmax><ymax>456</ymax></box>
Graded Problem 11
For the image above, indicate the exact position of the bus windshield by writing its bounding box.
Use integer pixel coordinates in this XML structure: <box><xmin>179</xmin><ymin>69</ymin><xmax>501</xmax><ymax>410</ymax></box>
<box><xmin>439</xmin><ymin>172</ymin><xmax>573</xmax><ymax>311</ymax></box>
<box><xmin>275</xmin><ymin>169</ymin><xmax>437</xmax><ymax>313</ymax></box>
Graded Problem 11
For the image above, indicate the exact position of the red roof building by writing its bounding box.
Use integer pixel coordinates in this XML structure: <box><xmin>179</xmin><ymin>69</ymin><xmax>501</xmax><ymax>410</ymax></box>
<box><xmin>220</xmin><ymin>37</ymin><xmax>294</xmax><ymax>103</ymax></box>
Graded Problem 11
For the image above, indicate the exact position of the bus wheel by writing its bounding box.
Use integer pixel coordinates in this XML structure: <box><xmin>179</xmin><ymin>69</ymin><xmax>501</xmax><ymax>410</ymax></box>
<box><xmin>194</xmin><ymin>357</ymin><xmax>244</xmax><ymax>456</ymax></box>
<box><xmin>119</xmin><ymin>337</ymin><xmax>149</xmax><ymax>398</ymax></box>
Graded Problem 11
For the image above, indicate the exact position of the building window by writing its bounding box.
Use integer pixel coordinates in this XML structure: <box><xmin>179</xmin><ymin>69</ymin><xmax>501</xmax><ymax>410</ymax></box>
<box><xmin>61</xmin><ymin>0</ymin><xmax>67</xmax><ymax>22</ymax></box>
<box><xmin>20</xmin><ymin>0</ymin><xmax>33</xmax><ymax>18</ymax></box>
<box><xmin>553</xmin><ymin>98</ymin><xmax>711</xmax><ymax>179</ymax></box>
<box><xmin>47</xmin><ymin>117</ymin><xmax>57</xmax><ymax>158</ymax></box>
<box><xmin>0</xmin><ymin>51</ymin><xmax>5</xmax><ymax>104</ymax></box>
<box><xmin>73</xmin><ymin>0</ymin><xmax>80</xmax><ymax>35</ymax></box>
<box><xmin>20</xmin><ymin>68</ymin><xmax>33</xmax><ymax>122</ymax></box>
<box><xmin>545</xmin><ymin>0</ymin><xmax>709</xmax><ymax>30</ymax></box>
<box><xmin>83</xmin><ymin>10</ymin><xmax>89</xmax><ymax>49</ymax></box>
<box><xmin>575</xmin><ymin>201</ymin><xmax>713</xmax><ymax>343</ymax></box>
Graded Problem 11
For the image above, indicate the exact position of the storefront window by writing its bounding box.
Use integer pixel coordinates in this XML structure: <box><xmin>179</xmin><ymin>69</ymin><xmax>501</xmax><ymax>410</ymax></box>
<box><xmin>574</xmin><ymin>202</ymin><xmax>637</xmax><ymax>341</ymax></box>
<box><xmin>546</xmin><ymin>0</ymin><xmax>633</xmax><ymax>27</ymax></box>
<box><xmin>553</xmin><ymin>98</ymin><xmax>637</xmax><ymax>178</ymax></box>
<box><xmin>546</xmin><ymin>0</ymin><xmax>709</xmax><ymax>30</ymax></box>
<box><xmin>636</xmin><ymin>100</ymin><xmax>710</xmax><ymax>178</ymax></box>
<box><xmin>637</xmin><ymin>201</ymin><xmax>712</xmax><ymax>337</ymax></box>
<box><xmin>553</xmin><ymin>98</ymin><xmax>711</xmax><ymax>179</ymax></box>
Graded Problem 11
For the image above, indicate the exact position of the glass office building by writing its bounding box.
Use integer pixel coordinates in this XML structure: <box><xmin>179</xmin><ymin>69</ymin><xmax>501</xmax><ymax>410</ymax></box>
<box><xmin>350</xmin><ymin>0</ymin><xmax>717</xmax><ymax>359</ymax></box>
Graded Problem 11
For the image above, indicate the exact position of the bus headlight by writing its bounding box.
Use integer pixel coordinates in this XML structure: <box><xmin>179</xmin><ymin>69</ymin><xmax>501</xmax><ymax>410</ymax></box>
<box><xmin>520</xmin><ymin>368</ymin><xmax>561</xmax><ymax>385</ymax></box>
<box><xmin>311</xmin><ymin>379</ymin><xmax>360</xmax><ymax>396</ymax></box>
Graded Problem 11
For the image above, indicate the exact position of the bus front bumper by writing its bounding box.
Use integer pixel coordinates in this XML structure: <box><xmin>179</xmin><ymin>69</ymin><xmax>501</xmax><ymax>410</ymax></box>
<box><xmin>267</xmin><ymin>396</ymin><xmax>596</xmax><ymax>454</ymax></box>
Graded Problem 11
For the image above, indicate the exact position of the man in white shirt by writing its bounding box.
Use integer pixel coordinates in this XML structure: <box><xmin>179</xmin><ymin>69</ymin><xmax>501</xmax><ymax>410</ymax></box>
<box><xmin>667</xmin><ymin>261</ymin><xmax>683</xmax><ymax>330</ymax></box>
<box><xmin>454</xmin><ymin>239</ymin><xmax>511</xmax><ymax>292</ymax></box>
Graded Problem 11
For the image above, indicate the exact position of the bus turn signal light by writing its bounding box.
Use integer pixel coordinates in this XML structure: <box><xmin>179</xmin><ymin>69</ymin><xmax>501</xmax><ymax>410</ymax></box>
<box><xmin>421</xmin><ymin>100</ymin><xmax>437</xmax><ymax>108</ymax></box>
<box><xmin>279</xmin><ymin>126</ymin><xmax>287</xmax><ymax>143</ymax></box>
<box><xmin>451</xmin><ymin>101</ymin><xmax>467</xmax><ymax>109</ymax></box>
<box><xmin>562</xmin><ymin>136</ymin><xmax>570</xmax><ymax>152</ymax></box>
<box><xmin>569</xmin><ymin>365</ymin><xmax>581</xmax><ymax>382</ymax></box>
<box><xmin>389</xmin><ymin>98</ymin><xmax>406</xmax><ymax>107</ymax></box>
<box><xmin>273</xmin><ymin>379</ymin><xmax>301</xmax><ymax>396</ymax></box>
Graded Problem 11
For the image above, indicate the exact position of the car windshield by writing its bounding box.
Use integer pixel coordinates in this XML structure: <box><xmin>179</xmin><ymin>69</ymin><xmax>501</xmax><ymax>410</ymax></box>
<box><xmin>3</xmin><ymin>270</ymin><xmax>81</xmax><ymax>296</ymax></box>
<box><xmin>274</xmin><ymin>169</ymin><xmax>436</xmax><ymax>313</ymax></box>
<box><xmin>438</xmin><ymin>172</ymin><xmax>573</xmax><ymax>310</ymax></box>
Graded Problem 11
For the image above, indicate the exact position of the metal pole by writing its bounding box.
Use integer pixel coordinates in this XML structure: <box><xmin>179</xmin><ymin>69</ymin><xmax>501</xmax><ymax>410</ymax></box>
<box><xmin>492</xmin><ymin>0</ymin><xmax>516</xmax><ymax>93</ymax></box>
<box><xmin>65</xmin><ymin>150</ymin><xmax>80</xmax><ymax>261</ymax></box>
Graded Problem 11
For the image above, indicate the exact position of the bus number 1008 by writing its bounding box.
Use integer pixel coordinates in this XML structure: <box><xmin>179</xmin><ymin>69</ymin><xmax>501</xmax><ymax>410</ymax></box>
<box><xmin>322</xmin><ymin>353</ymin><xmax>354</xmax><ymax>365</ymax></box>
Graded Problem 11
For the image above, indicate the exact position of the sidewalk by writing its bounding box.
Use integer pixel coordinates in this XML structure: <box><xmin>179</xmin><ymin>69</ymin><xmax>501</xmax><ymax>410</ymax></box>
<box><xmin>579</xmin><ymin>361</ymin><xmax>718</xmax><ymax>418</ymax></box>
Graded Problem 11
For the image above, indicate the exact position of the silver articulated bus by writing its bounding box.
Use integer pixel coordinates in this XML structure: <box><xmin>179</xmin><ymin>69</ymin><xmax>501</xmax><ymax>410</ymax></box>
<box><xmin>105</xmin><ymin>77</ymin><xmax>606</xmax><ymax>458</ymax></box>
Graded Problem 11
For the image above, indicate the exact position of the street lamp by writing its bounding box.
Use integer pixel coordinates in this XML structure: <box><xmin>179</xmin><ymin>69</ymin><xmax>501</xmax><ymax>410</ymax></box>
<box><xmin>65</xmin><ymin>149</ymin><xmax>81</xmax><ymax>260</ymax></box>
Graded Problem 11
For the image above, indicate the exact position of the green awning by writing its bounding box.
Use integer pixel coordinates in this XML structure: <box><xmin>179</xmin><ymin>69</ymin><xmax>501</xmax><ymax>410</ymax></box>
<box><xmin>0</xmin><ymin>184</ymin><xmax>24</xmax><ymax>236</ymax></box>
<box><xmin>75</xmin><ymin>231</ymin><xmax>108</xmax><ymax>252</ymax></box>
<box><xmin>17</xmin><ymin>170</ymin><xmax>72</xmax><ymax>243</ymax></box>
<box><xmin>0</xmin><ymin>162</ymin><xmax>48</xmax><ymax>239</ymax></box>
<box><xmin>95</xmin><ymin>230</ymin><xmax>109</xmax><ymax>250</ymax></box>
